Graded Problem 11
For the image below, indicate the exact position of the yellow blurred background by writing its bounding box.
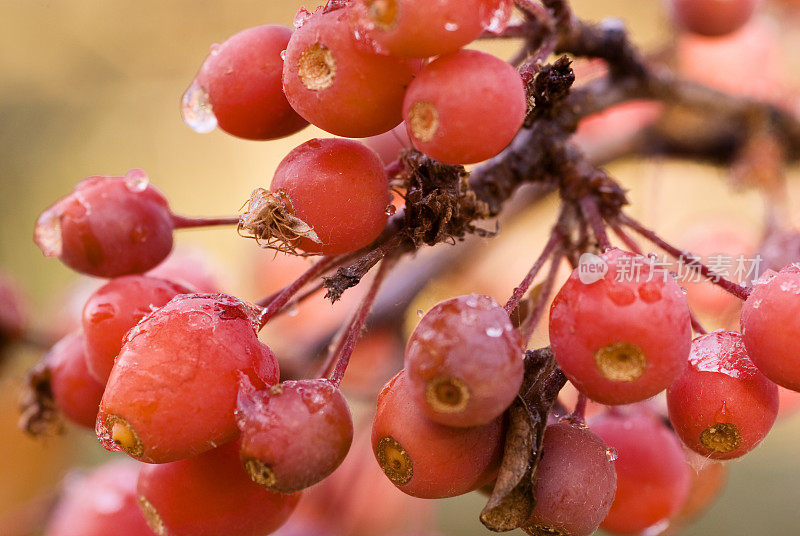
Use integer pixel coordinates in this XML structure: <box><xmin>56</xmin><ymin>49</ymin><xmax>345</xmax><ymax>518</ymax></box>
<box><xmin>2</xmin><ymin>0</ymin><xmax>800</xmax><ymax>534</ymax></box>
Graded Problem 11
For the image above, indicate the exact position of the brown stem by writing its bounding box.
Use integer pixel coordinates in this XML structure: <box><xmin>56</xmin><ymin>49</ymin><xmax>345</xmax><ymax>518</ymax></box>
<box><xmin>579</xmin><ymin>196</ymin><xmax>611</xmax><ymax>250</ymax></box>
<box><xmin>171</xmin><ymin>215</ymin><xmax>240</xmax><ymax>229</ymax></box>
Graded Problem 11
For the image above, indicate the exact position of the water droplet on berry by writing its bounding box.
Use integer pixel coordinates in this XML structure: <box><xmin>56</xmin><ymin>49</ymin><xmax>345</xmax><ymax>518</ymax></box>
<box><xmin>751</xmin><ymin>298</ymin><xmax>762</xmax><ymax>309</ymax></box>
<box><xmin>181</xmin><ymin>80</ymin><xmax>217</xmax><ymax>134</ymax></box>
<box><xmin>485</xmin><ymin>326</ymin><xmax>503</xmax><ymax>337</ymax></box>
<box><xmin>640</xmin><ymin>519</ymin><xmax>671</xmax><ymax>536</ymax></box>
<box><xmin>416</xmin><ymin>309</ymin><xmax>424</xmax><ymax>318</ymax></box>
<box><xmin>209</xmin><ymin>43</ymin><xmax>221</xmax><ymax>56</ymax></box>
<box><xmin>287</xmin><ymin>303</ymin><xmax>299</xmax><ymax>317</ymax></box>
<box><xmin>479</xmin><ymin>0</ymin><xmax>512</xmax><ymax>34</ymax></box>
<box><xmin>385</xmin><ymin>204</ymin><xmax>396</xmax><ymax>216</ymax></box>
<box><xmin>294</xmin><ymin>7</ymin><xmax>312</xmax><ymax>29</ymax></box>
<box><xmin>123</xmin><ymin>168</ymin><xmax>150</xmax><ymax>192</ymax></box>
<box><xmin>34</xmin><ymin>210</ymin><xmax>63</xmax><ymax>258</ymax></box>
<box><xmin>680</xmin><ymin>286</ymin><xmax>688</xmax><ymax>294</ymax></box>
<box><xmin>444</xmin><ymin>21</ymin><xmax>459</xmax><ymax>31</ymax></box>
<box><xmin>280</xmin><ymin>49</ymin><xmax>287</xmax><ymax>61</ymax></box>
<box><xmin>605</xmin><ymin>446</ymin><xmax>618</xmax><ymax>462</ymax></box>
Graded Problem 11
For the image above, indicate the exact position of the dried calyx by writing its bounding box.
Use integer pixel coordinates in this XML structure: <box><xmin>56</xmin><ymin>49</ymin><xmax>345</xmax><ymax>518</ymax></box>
<box><xmin>238</xmin><ymin>188</ymin><xmax>322</xmax><ymax>255</ymax></box>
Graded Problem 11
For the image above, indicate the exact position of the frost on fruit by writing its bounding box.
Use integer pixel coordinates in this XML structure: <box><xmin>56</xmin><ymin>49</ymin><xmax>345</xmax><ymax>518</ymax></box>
<box><xmin>366</xmin><ymin>0</ymin><xmax>399</xmax><ymax>30</ymax></box>
<box><xmin>238</xmin><ymin>188</ymin><xmax>322</xmax><ymax>255</ymax></box>
<box><xmin>138</xmin><ymin>495</ymin><xmax>167</xmax><ymax>536</ymax></box>
<box><xmin>594</xmin><ymin>342</ymin><xmax>647</xmax><ymax>382</ymax></box>
<box><xmin>700</xmin><ymin>422</ymin><xmax>742</xmax><ymax>453</ymax></box>
<box><xmin>298</xmin><ymin>43</ymin><xmax>336</xmax><ymax>91</ymax></box>
<box><xmin>376</xmin><ymin>435</ymin><xmax>413</xmax><ymax>485</ymax></box>
<box><xmin>408</xmin><ymin>101</ymin><xmax>439</xmax><ymax>143</ymax></box>
<box><xmin>426</xmin><ymin>376</ymin><xmax>470</xmax><ymax>414</ymax></box>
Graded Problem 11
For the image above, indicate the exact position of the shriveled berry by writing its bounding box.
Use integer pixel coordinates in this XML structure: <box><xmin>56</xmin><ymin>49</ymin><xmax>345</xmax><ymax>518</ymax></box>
<box><xmin>236</xmin><ymin>377</ymin><xmax>353</xmax><ymax>493</ymax></box>
<box><xmin>96</xmin><ymin>293</ymin><xmax>278</xmax><ymax>463</ymax></box>
<box><xmin>137</xmin><ymin>441</ymin><xmax>300</xmax><ymax>536</ymax></box>
<box><xmin>405</xmin><ymin>294</ymin><xmax>523</xmax><ymax>427</ymax></box>
<box><xmin>371</xmin><ymin>371</ymin><xmax>504</xmax><ymax>498</ymax></box>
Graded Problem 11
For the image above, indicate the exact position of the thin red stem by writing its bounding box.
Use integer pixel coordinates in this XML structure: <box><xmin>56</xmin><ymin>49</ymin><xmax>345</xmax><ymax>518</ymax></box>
<box><xmin>171</xmin><ymin>214</ymin><xmax>240</xmax><ymax>229</ymax></box>
<box><xmin>571</xmin><ymin>393</ymin><xmax>587</xmax><ymax>424</ymax></box>
<box><xmin>327</xmin><ymin>258</ymin><xmax>395</xmax><ymax>387</ymax></box>
<box><xmin>504</xmin><ymin>231</ymin><xmax>561</xmax><ymax>315</ymax></box>
<box><xmin>620</xmin><ymin>214</ymin><xmax>751</xmax><ymax>300</ymax></box>
<box><xmin>690</xmin><ymin>314</ymin><xmax>707</xmax><ymax>335</ymax></box>
<box><xmin>607</xmin><ymin>218</ymin><xmax>643</xmax><ymax>254</ymax></box>
<box><xmin>520</xmin><ymin>251</ymin><xmax>563</xmax><ymax>345</ymax></box>
<box><xmin>257</xmin><ymin>256</ymin><xmax>341</xmax><ymax>329</ymax></box>
<box><xmin>579</xmin><ymin>197</ymin><xmax>611</xmax><ymax>250</ymax></box>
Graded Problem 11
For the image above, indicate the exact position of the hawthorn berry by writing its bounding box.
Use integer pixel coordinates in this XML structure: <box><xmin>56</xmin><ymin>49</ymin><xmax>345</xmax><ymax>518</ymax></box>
<box><xmin>524</xmin><ymin>421</ymin><xmax>617</xmax><ymax>536</ymax></box>
<box><xmin>282</xmin><ymin>6</ymin><xmax>415</xmax><ymax>137</ymax></box>
<box><xmin>34</xmin><ymin>170</ymin><xmax>175</xmax><ymax>277</ymax></box>
<box><xmin>667</xmin><ymin>331</ymin><xmax>778</xmax><ymax>459</ymax></box>
<box><xmin>740</xmin><ymin>266</ymin><xmax>800</xmax><ymax>391</ymax></box>
<box><xmin>671</xmin><ymin>0</ymin><xmax>757</xmax><ymax>37</ymax></box>
<box><xmin>592</xmin><ymin>409</ymin><xmax>691</xmax><ymax>535</ymax></box>
<box><xmin>549</xmin><ymin>248</ymin><xmax>692</xmax><ymax>405</ymax></box>
<box><xmin>45</xmin><ymin>460</ymin><xmax>154</xmax><ymax>536</ymax></box>
<box><xmin>137</xmin><ymin>440</ymin><xmax>300</xmax><ymax>536</ymax></box>
<box><xmin>82</xmin><ymin>275</ymin><xmax>191</xmax><ymax>383</ymax></box>
<box><xmin>187</xmin><ymin>25</ymin><xmax>308</xmax><ymax>140</ymax></box>
<box><xmin>402</xmin><ymin>49</ymin><xmax>526</xmax><ymax>165</ymax></box>
<box><xmin>349</xmin><ymin>0</ymin><xmax>512</xmax><ymax>58</ymax></box>
<box><xmin>96</xmin><ymin>293</ymin><xmax>278</xmax><ymax>463</ymax></box>
<box><xmin>371</xmin><ymin>371</ymin><xmax>504</xmax><ymax>499</ymax></box>
<box><xmin>236</xmin><ymin>377</ymin><xmax>353</xmax><ymax>493</ymax></box>
<box><xmin>404</xmin><ymin>294</ymin><xmax>523</xmax><ymax>428</ymax></box>
<box><xmin>264</xmin><ymin>138</ymin><xmax>391</xmax><ymax>255</ymax></box>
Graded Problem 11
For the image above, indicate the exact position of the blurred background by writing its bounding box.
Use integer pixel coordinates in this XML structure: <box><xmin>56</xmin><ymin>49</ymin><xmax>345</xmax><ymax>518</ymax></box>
<box><xmin>2</xmin><ymin>0</ymin><xmax>800</xmax><ymax>534</ymax></box>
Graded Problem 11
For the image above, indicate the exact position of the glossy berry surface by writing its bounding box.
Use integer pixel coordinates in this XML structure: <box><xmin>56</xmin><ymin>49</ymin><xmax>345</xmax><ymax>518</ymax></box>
<box><xmin>405</xmin><ymin>294</ymin><xmax>523</xmax><ymax>427</ymax></box>
<box><xmin>524</xmin><ymin>422</ymin><xmax>617</xmax><ymax>536</ymax></box>
<box><xmin>549</xmin><ymin>248</ymin><xmax>692</xmax><ymax>405</ymax></box>
<box><xmin>371</xmin><ymin>371</ymin><xmax>504</xmax><ymax>499</ymax></box>
<box><xmin>741</xmin><ymin>266</ymin><xmax>800</xmax><ymax>391</ymax></box>
<box><xmin>137</xmin><ymin>441</ymin><xmax>300</xmax><ymax>536</ymax></box>
<box><xmin>97</xmin><ymin>293</ymin><xmax>279</xmax><ymax>463</ymax></box>
<box><xmin>34</xmin><ymin>170</ymin><xmax>175</xmax><ymax>277</ymax></box>
<box><xmin>236</xmin><ymin>377</ymin><xmax>354</xmax><ymax>493</ymax></box>
<box><xmin>671</xmin><ymin>0</ymin><xmax>757</xmax><ymax>37</ymax></box>
<box><xmin>271</xmin><ymin>138</ymin><xmax>391</xmax><ymax>255</ymax></box>
<box><xmin>193</xmin><ymin>25</ymin><xmax>308</xmax><ymax>140</ymax></box>
<box><xmin>349</xmin><ymin>0</ymin><xmax>511</xmax><ymax>58</ymax></box>
<box><xmin>46</xmin><ymin>331</ymin><xmax>105</xmax><ymax>429</ymax></box>
<box><xmin>592</xmin><ymin>410</ymin><xmax>691</xmax><ymax>535</ymax></box>
<box><xmin>82</xmin><ymin>275</ymin><xmax>191</xmax><ymax>383</ymax></box>
<box><xmin>282</xmin><ymin>6</ymin><xmax>415</xmax><ymax>137</ymax></box>
<box><xmin>45</xmin><ymin>460</ymin><xmax>154</xmax><ymax>536</ymax></box>
<box><xmin>402</xmin><ymin>49</ymin><xmax>525</xmax><ymax>165</ymax></box>
<box><xmin>667</xmin><ymin>331</ymin><xmax>778</xmax><ymax>459</ymax></box>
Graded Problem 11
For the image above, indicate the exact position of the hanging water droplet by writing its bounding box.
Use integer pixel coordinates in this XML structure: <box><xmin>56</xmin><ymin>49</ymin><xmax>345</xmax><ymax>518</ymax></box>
<box><xmin>605</xmin><ymin>447</ymin><xmax>618</xmax><ymax>462</ymax></box>
<box><xmin>209</xmin><ymin>43</ymin><xmax>221</xmax><ymax>56</ymax></box>
<box><xmin>34</xmin><ymin>210</ymin><xmax>63</xmax><ymax>258</ymax></box>
<box><xmin>416</xmin><ymin>309</ymin><xmax>424</xmax><ymax>318</ymax></box>
<box><xmin>181</xmin><ymin>80</ymin><xmax>217</xmax><ymax>134</ymax></box>
<box><xmin>485</xmin><ymin>327</ymin><xmax>503</xmax><ymax>337</ymax></box>
<box><xmin>385</xmin><ymin>204</ymin><xmax>396</xmax><ymax>216</ymax></box>
<box><xmin>680</xmin><ymin>286</ymin><xmax>688</xmax><ymax>294</ymax></box>
<box><xmin>287</xmin><ymin>302</ymin><xmax>299</xmax><ymax>317</ymax></box>
<box><xmin>294</xmin><ymin>7</ymin><xmax>312</xmax><ymax>29</ymax></box>
<box><xmin>444</xmin><ymin>21</ymin><xmax>459</xmax><ymax>31</ymax></box>
<box><xmin>124</xmin><ymin>168</ymin><xmax>150</xmax><ymax>192</ymax></box>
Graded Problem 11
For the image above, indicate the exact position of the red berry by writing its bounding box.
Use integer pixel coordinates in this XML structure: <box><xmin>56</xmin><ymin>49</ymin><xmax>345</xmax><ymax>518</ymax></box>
<box><xmin>671</xmin><ymin>0</ymin><xmax>757</xmax><ymax>37</ymax></box>
<box><xmin>549</xmin><ymin>248</ymin><xmax>692</xmax><ymax>405</ymax></box>
<box><xmin>405</xmin><ymin>294</ymin><xmax>523</xmax><ymax>427</ymax></box>
<box><xmin>524</xmin><ymin>422</ymin><xmax>617</xmax><ymax>536</ymax></box>
<box><xmin>349</xmin><ymin>0</ymin><xmax>512</xmax><ymax>58</ymax></box>
<box><xmin>270</xmin><ymin>138</ymin><xmax>391</xmax><ymax>255</ymax></box>
<box><xmin>45</xmin><ymin>460</ymin><xmax>154</xmax><ymax>536</ymax></box>
<box><xmin>96</xmin><ymin>293</ymin><xmax>278</xmax><ymax>463</ymax></box>
<box><xmin>282</xmin><ymin>6</ymin><xmax>415</xmax><ymax>137</ymax></box>
<box><xmin>34</xmin><ymin>170</ymin><xmax>174</xmax><ymax>277</ymax></box>
<box><xmin>187</xmin><ymin>25</ymin><xmax>308</xmax><ymax>140</ymax></box>
<box><xmin>362</xmin><ymin>123</ymin><xmax>411</xmax><ymax>165</ymax></box>
<box><xmin>741</xmin><ymin>266</ymin><xmax>800</xmax><ymax>391</ymax></box>
<box><xmin>669</xmin><ymin>453</ymin><xmax>728</xmax><ymax>530</ymax></box>
<box><xmin>667</xmin><ymin>331</ymin><xmax>778</xmax><ymax>459</ymax></box>
<box><xmin>0</xmin><ymin>272</ymin><xmax>27</xmax><ymax>355</ymax></box>
<box><xmin>402</xmin><ymin>50</ymin><xmax>525</xmax><ymax>164</ymax></box>
<box><xmin>46</xmin><ymin>331</ymin><xmax>105</xmax><ymax>429</ymax></box>
<box><xmin>371</xmin><ymin>371</ymin><xmax>504</xmax><ymax>498</ymax></box>
<box><xmin>137</xmin><ymin>441</ymin><xmax>300</xmax><ymax>536</ymax></box>
<box><xmin>236</xmin><ymin>377</ymin><xmax>354</xmax><ymax>493</ymax></box>
<box><xmin>146</xmin><ymin>247</ymin><xmax>223</xmax><ymax>293</ymax></box>
<box><xmin>592</xmin><ymin>409</ymin><xmax>691</xmax><ymax>535</ymax></box>
<box><xmin>82</xmin><ymin>275</ymin><xmax>191</xmax><ymax>383</ymax></box>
